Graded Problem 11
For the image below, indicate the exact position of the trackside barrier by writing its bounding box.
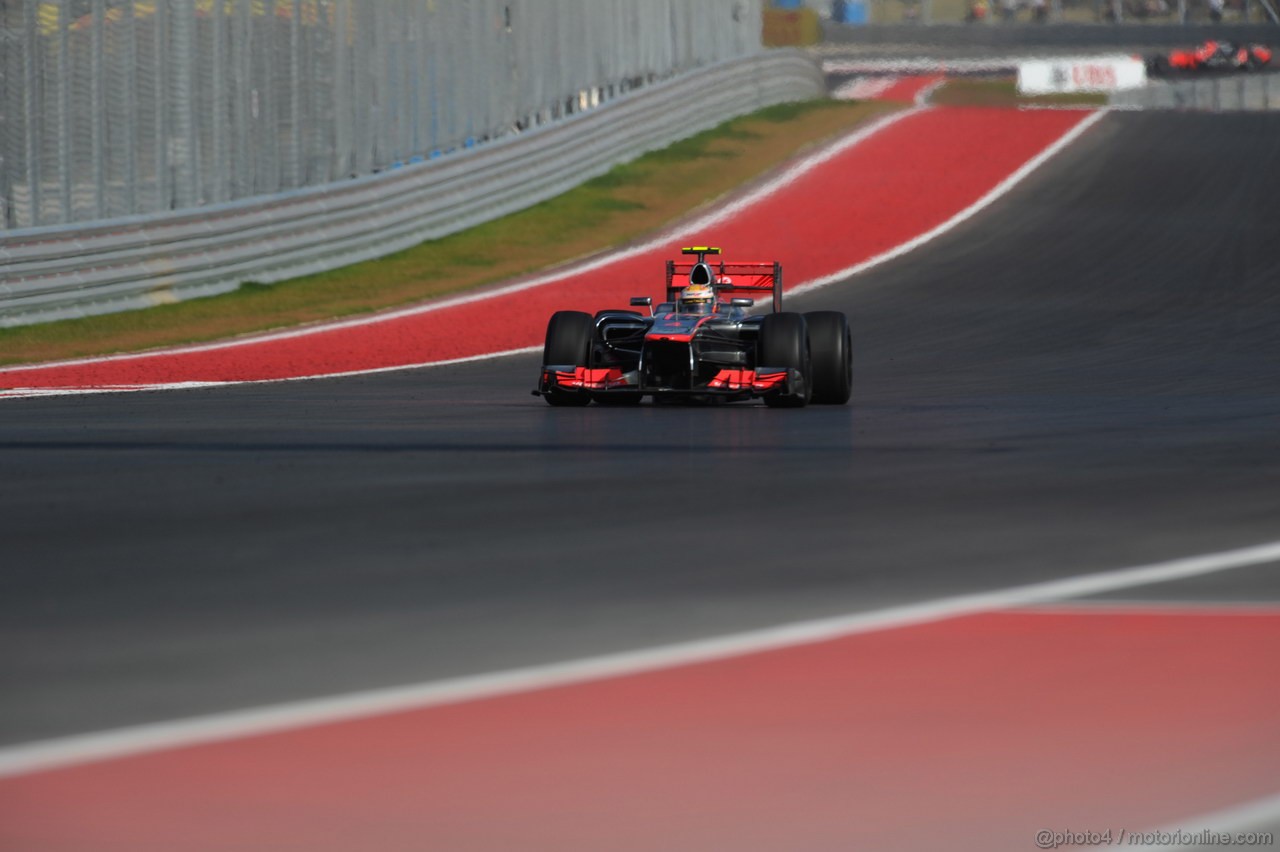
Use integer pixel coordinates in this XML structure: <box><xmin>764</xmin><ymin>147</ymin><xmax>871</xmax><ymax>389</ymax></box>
<box><xmin>0</xmin><ymin>52</ymin><xmax>824</xmax><ymax>328</ymax></box>
<box><xmin>1109</xmin><ymin>71</ymin><xmax>1280</xmax><ymax>108</ymax></box>
<box><xmin>815</xmin><ymin>23</ymin><xmax>1280</xmax><ymax>47</ymax></box>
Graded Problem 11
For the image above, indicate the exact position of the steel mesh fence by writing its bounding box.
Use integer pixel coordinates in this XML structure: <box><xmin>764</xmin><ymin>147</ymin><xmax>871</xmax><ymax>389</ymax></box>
<box><xmin>1</xmin><ymin>0</ymin><xmax>763</xmax><ymax>231</ymax></box>
<box><xmin>831</xmin><ymin>0</ymin><xmax>1277</xmax><ymax>24</ymax></box>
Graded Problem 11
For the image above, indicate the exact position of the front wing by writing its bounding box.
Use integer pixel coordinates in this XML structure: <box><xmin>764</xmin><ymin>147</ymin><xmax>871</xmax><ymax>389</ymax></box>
<box><xmin>534</xmin><ymin>365</ymin><xmax>807</xmax><ymax>402</ymax></box>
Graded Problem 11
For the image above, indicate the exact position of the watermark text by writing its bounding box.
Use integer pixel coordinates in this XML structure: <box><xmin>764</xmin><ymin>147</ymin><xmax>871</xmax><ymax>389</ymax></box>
<box><xmin>1035</xmin><ymin>828</ymin><xmax>1275</xmax><ymax>848</ymax></box>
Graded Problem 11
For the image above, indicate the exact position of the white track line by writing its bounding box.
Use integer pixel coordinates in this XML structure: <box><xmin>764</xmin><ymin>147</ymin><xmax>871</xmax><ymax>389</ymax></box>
<box><xmin>914</xmin><ymin>77</ymin><xmax>948</xmax><ymax>107</ymax></box>
<box><xmin>787</xmin><ymin>108</ymin><xmax>1107</xmax><ymax>300</ymax></box>
<box><xmin>0</xmin><ymin>347</ymin><xmax>544</xmax><ymax>400</ymax></box>
<box><xmin>0</xmin><ymin>107</ymin><xmax>1106</xmax><ymax>399</ymax></box>
<box><xmin>1152</xmin><ymin>791</ymin><xmax>1280</xmax><ymax>848</ymax></box>
<box><xmin>831</xmin><ymin>77</ymin><xmax>898</xmax><ymax>101</ymax></box>
<box><xmin>1022</xmin><ymin>601</ymin><xmax>1280</xmax><ymax>615</ymax></box>
<box><xmin>0</xmin><ymin>382</ymin><xmax>228</xmax><ymax>400</ymax></box>
<box><xmin>1</xmin><ymin>536</ymin><xmax>1277</xmax><ymax>780</ymax></box>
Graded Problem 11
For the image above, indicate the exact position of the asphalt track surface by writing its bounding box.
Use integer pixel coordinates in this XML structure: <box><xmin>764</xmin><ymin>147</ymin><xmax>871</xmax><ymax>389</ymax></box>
<box><xmin>3</xmin><ymin>107</ymin><xmax>1278</xmax><ymax>735</ymax></box>
<box><xmin>1</xmin><ymin>112</ymin><xmax>1279</xmax><ymax>848</ymax></box>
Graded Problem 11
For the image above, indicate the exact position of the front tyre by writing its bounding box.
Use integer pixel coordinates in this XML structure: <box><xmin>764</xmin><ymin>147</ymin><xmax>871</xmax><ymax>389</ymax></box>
<box><xmin>542</xmin><ymin>310</ymin><xmax>593</xmax><ymax>407</ymax></box>
<box><xmin>757</xmin><ymin>312</ymin><xmax>811</xmax><ymax>408</ymax></box>
<box><xmin>804</xmin><ymin>311</ymin><xmax>853</xmax><ymax>405</ymax></box>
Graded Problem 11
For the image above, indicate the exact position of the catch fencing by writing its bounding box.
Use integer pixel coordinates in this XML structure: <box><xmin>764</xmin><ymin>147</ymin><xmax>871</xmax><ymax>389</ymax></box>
<box><xmin>0</xmin><ymin>51</ymin><xmax>824</xmax><ymax>327</ymax></box>
<box><xmin>0</xmin><ymin>0</ymin><xmax>763</xmax><ymax>231</ymax></box>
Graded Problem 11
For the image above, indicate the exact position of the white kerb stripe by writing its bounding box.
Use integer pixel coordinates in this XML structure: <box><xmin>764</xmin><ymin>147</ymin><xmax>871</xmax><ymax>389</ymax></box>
<box><xmin>0</xmin><ymin>536</ymin><xmax>1277</xmax><ymax>779</ymax></box>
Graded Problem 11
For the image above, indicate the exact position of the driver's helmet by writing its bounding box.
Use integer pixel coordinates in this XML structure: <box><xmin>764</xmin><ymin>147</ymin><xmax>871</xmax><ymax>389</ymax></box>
<box><xmin>678</xmin><ymin>283</ymin><xmax>716</xmax><ymax>315</ymax></box>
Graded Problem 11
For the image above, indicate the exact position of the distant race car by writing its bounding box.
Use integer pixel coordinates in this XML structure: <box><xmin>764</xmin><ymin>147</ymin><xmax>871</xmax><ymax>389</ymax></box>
<box><xmin>1145</xmin><ymin>40</ymin><xmax>1273</xmax><ymax>75</ymax></box>
<box><xmin>533</xmin><ymin>247</ymin><xmax>852</xmax><ymax>408</ymax></box>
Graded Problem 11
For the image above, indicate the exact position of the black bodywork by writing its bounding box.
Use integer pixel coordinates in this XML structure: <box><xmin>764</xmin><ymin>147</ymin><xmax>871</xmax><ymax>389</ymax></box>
<box><xmin>588</xmin><ymin>301</ymin><xmax>781</xmax><ymax>401</ymax></box>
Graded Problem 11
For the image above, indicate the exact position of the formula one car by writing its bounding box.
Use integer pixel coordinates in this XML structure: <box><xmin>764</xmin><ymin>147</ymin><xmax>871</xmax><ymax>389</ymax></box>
<box><xmin>533</xmin><ymin>247</ymin><xmax>852</xmax><ymax>408</ymax></box>
<box><xmin>1146</xmin><ymin>40</ymin><xmax>1273</xmax><ymax>75</ymax></box>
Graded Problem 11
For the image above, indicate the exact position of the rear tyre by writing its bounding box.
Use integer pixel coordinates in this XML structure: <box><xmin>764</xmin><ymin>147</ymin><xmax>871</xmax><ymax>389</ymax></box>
<box><xmin>804</xmin><ymin>311</ymin><xmax>853</xmax><ymax>405</ymax></box>
<box><xmin>757</xmin><ymin>312</ymin><xmax>811</xmax><ymax>408</ymax></box>
<box><xmin>542</xmin><ymin>310</ymin><xmax>593</xmax><ymax>407</ymax></box>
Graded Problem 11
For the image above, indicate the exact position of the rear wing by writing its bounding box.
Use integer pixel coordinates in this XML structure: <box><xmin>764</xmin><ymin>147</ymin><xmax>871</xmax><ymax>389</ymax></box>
<box><xmin>665</xmin><ymin>259</ymin><xmax>784</xmax><ymax>313</ymax></box>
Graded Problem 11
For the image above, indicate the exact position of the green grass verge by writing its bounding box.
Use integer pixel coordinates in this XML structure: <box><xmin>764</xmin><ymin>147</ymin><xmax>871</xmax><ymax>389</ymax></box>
<box><xmin>1</xmin><ymin>99</ymin><xmax>894</xmax><ymax>367</ymax></box>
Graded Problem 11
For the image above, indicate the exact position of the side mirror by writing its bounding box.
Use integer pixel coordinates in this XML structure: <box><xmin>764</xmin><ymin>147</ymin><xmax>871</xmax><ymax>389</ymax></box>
<box><xmin>630</xmin><ymin>296</ymin><xmax>653</xmax><ymax>316</ymax></box>
<box><xmin>730</xmin><ymin>297</ymin><xmax>754</xmax><ymax>308</ymax></box>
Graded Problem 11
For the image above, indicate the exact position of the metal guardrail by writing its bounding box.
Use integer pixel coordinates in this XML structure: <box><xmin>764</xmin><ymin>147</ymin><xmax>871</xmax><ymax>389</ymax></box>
<box><xmin>816</xmin><ymin>22</ymin><xmax>1280</xmax><ymax>45</ymax></box>
<box><xmin>0</xmin><ymin>52</ymin><xmax>825</xmax><ymax>327</ymax></box>
<box><xmin>1110</xmin><ymin>70</ymin><xmax>1280</xmax><ymax>107</ymax></box>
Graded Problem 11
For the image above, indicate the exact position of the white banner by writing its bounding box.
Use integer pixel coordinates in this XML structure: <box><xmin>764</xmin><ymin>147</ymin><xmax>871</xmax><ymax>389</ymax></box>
<box><xmin>1018</xmin><ymin>57</ymin><xmax>1147</xmax><ymax>94</ymax></box>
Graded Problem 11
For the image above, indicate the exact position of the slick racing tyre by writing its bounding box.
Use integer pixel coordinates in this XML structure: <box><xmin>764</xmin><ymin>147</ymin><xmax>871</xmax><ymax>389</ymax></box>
<box><xmin>804</xmin><ymin>311</ymin><xmax>853</xmax><ymax>405</ymax></box>
<box><xmin>758</xmin><ymin>312</ymin><xmax>812</xmax><ymax>408</ymax></box>
<box><xmin>542</xmin><ymin>310</ymin><xmax>594</xmax><ymax>407</ymax></box>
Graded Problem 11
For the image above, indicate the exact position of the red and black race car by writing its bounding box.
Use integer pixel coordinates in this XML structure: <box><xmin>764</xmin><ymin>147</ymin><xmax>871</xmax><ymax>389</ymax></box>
<box><xmin>534</xmin><ymin>247</ymin><xmax>852</xmax><ymax>408</ymax></box>
<box><xmin>1146</xmin><ymin>40</ymin><xmax>1273</xmax><ymax>75</ymax></box>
